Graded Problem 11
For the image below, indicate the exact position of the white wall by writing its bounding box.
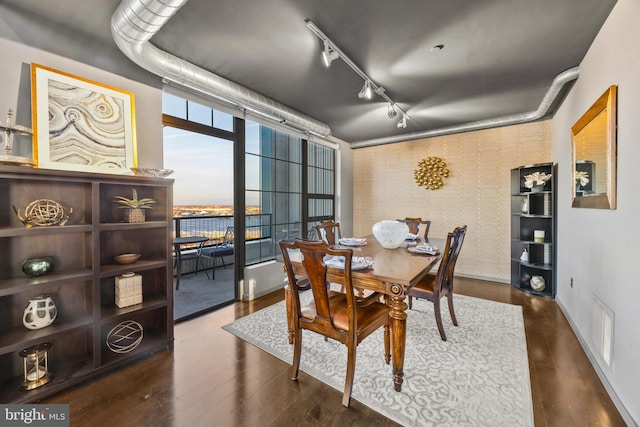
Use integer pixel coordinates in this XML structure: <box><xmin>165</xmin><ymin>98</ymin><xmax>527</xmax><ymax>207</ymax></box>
<box><xmin>552</xmin><ymin>0</ymin><xmax>640</xmax><ymax>423</ymax></box>
<box><xmin>0</xmin><ymin>37</ymin><xmax>164</xmax><ymax>167</ymax></box>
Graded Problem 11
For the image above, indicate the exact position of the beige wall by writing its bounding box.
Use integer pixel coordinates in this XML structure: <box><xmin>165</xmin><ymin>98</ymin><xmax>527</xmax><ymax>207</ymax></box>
<box><xmin>352</xmin><ymin>120</ymin><xmax>552</xmax><ymax>282</ymax></box>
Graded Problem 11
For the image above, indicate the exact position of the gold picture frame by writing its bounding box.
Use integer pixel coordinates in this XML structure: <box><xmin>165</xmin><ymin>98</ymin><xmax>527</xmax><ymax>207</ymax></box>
<box><xmin>31</xmin><ymin>63</ymin><xmax>137</xmax><ymax>174</ymax></box>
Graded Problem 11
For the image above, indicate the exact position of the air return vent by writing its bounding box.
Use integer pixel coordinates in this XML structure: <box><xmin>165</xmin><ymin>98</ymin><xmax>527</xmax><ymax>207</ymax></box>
<box><xmin>591</xmin><ymin>296</ymin><xmax>614</xmax><ymax>368</ymax></box>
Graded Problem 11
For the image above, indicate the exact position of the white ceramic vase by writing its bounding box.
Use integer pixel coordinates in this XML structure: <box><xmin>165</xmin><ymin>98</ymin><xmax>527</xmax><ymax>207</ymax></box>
<box><xmin>23</xmin><ymin>295</ymin><xmax>57</xmax><ymax>330</ymax></box>
<box><xmin>372</xmin><ymin>220</ymin><xmax>409</xmax><ymax>249</ymax></box>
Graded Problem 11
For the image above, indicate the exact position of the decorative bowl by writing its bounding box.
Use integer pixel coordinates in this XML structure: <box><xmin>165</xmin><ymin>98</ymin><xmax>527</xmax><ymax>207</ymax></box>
<box><xmin>130</xmin><ymin>167</ymin><xmax>174</xmax><ymax>178</ymax></box>
<box><xmin>22</xmin><ymin>257</ymin><xmax>55</xmax><ymax>277</ymax></box>
<box><xmin>114</xmin><ymin>253</ymin><xmax>141</xmax><ymax>265</ymax></box>
<box><xmin>372</xmin><ymin>220</ymin><xmax>410</xmax><ymax>249</ymax></box>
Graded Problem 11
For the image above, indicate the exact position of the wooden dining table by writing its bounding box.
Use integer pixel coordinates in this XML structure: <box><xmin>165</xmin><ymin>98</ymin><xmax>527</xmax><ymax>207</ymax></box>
<box><xmin>295</xmin><ymin>235</ymin><xmax>443</xmax><ymax>392</ymax></box>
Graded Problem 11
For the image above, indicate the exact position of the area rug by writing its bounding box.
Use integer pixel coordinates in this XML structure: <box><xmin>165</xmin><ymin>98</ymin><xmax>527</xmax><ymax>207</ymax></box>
<box><xmin>223</xmin><ymin>293</ymin><xmax>533</xmax><ymax>427</ymax></box>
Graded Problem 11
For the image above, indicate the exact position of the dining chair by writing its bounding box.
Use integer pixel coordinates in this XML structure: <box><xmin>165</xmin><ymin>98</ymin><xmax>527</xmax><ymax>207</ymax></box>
<box><xmin>408</xmin><ymin>225</ymin><xmax>467</xmax><ymax>341</ymax></box>
<box><xmin>279</xmin><ymin>238</ymin><xmax>390</xmax><ymax>407</ymax></box>
<box><xmin>199</xmin><ymin>226</ymin><xmax>234</xmax><ymax>280</ymax></box>
<box><xmin>315</xmin><ymin>220</ymin><xmax>342</xmax><ymax>245</ymax></box>
<box><xmin>397</xmin><ymin>217</ymin><xmax>432</xmax><ymax>240</ymax></box>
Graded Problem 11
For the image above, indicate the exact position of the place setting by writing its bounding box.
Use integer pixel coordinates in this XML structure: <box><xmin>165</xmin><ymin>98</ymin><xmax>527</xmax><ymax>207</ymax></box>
<box><xmin>337</xmin><ymin>237</ymin><xmax>367</xmax><ymax>246</ymax></box>
<box><xmin>323</xmin><ymin>254</ymin><xmax>374</xmax><ymax>270</ymax></box>
<box><xmin>407</xmin><ymin>241</ymin><xmax>439</xmax><ymax>255</ymax></box>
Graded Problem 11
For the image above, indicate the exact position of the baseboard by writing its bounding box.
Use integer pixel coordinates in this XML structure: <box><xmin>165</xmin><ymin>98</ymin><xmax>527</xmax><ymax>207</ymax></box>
<box><xmin>556</xmin><ymin>299</ymin><xmax>637</xmax><ymax>427</ymax></box>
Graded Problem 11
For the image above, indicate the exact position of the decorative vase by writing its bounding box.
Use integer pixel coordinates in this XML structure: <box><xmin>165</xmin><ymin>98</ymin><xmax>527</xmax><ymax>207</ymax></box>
<box><xmin>372</xmin><ymin>220</ymin><xmax>409</xmax><ymax>249</ymax></box>
<box><xmin>530</xmin><ymin>184</ymin><xmax>545</xmax><ymax>193</ymax></box>
<box><xmin>520</xmin><ymin>249</ymin><xmax>529</xmax><ymax>262</ymax></box>
<box><xmin>21</xmin><ymin>257</ymin><xmax>55</xmax><ymax>277</ymax></box>
<box><xmin>23</xmin><ymin>295</ymin><xmax>57</xmax><ymax>330</ymax></box>
<box><xmin>520</xmin><ymin>196</ymin><xmax>529</xmax><ymax>213</ymax></box>
<box><xmin>124</xmin><ymin>208</ymin><xmax>145</xmax><ymax>223</ymax></box>
<box><xmin>530</xmin><ymin>275</ymin><xmax>546</xmax><ymax>292</ymax></box>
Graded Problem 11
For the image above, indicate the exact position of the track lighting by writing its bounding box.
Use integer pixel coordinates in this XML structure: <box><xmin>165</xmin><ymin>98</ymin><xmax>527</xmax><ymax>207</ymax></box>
<box><xmin>322</xmin><ymin>41</ymin><xmax>339</xmax><ymax>67</ymax></box>
<box><xmin>306</xmin><ymin>19</ymin><xmax>410</xmax><ymax>129</ymax></box>
<box><xmin>358</xmin><ymin>81</ymin><xmax>372</xmax><ymax>99</ymax></box>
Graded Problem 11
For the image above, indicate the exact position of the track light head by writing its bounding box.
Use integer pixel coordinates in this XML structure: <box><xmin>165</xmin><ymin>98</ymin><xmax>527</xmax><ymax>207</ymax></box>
<box><xmin>322</xmin><ymin>41</ymin><xmax>339</xmax><ymax>67</ymax></box>
<box><xmin>388</xmin><ymin>104</ymin><xmax>397</xmax><ymax>119</ymax></box>
<box><xmin>358</xmin><ymin>81</ymin><xmax>372</xmax><ymax>99</ymax></box>
<box><xmin>397</xmin><ymin>114</ymin><xmax>407</xmax><ymax>128</ymax></box>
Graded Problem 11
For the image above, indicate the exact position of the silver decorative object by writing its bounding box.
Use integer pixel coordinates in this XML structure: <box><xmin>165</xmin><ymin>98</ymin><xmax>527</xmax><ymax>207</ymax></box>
<box><xmin>0</xmin><ymin>108</ymin><xmax>34</xmax><ymax>166</ymax></box>
<box><xmin>13</xmin><ymin>199</ymin><xmax>73</xmax><ymax>228</ymax></box>
<box><xmin>106</xmin><ymin>320</ymin><xmax>144</xmax><ymax>353</ymax></box>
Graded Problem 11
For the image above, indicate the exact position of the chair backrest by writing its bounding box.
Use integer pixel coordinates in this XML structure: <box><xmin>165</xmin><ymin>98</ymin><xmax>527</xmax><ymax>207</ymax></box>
<box><xmin>279</xmin><ymin>238</ymin><xmax>356</xmax><ymax>337</ymax></box>
<box><xmin>433</xmin><ymin>226</ymin><xmax>467</xmax><ymax>295</ymax></box>
<box><xmin>397</xmin><ymin>217</ymin><xmax>432</xmax><ymax>239</ymax></box>
<box><xmin>221</xmin><ymin>226</ymin><xmax>234</xmax><ymax>246</ymax></box>
<box><xmin>315</xmin><ymin>220</ymin><xmax>342</xmax><ymax>245</ymax></box>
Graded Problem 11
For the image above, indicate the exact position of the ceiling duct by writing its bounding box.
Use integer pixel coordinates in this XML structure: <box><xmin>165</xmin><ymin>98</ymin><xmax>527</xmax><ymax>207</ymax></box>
<box><xmin>110</xmin><ymin>0</ymin><xmax>578</xmax><ymax>147</ymax></box>
<box><xmin>111</xmin><ymin>0</ymin><xmax>331</xmax><ymax>137</ymax></box>
<box><xmin>351</xmin><ymin>67</ymin><xmax>579</xmax><ymax>148</ymax></box>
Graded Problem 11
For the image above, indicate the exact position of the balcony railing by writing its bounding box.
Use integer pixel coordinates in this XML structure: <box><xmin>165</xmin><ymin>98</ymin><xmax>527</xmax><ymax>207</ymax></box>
<box><xmin>172</xmin><ymin>214</ymin><xmax>272</xmax><ymax>247</ymax></box>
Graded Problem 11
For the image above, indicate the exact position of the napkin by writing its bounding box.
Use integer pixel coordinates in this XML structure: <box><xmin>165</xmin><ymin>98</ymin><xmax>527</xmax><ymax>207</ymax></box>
<box><xmin>413</xmin><ymin>243</ymin><xmax>437</xmax><ymax>253</ymax></box>
<box><xmin>406</xmin><ymin>232</ymin><xmax>419</xmax><ymax>240</ymax></box>
<box><xmin>324</xmin><ymin>255</ymin><xmax>373</xmax><ymax>269</ymax></box>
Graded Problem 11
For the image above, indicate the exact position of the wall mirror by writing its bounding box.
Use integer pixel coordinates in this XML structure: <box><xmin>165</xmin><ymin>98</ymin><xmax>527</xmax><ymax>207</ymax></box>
<box><xmin>571</xmin><ymin>85</ymin><xmax>617</xmax><ymax>209</ymax></box>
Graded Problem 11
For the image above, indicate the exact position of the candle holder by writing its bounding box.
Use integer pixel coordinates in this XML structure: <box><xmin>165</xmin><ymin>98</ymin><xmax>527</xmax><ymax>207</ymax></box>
<box><xmin>19</xmin><ymin>342</ymin><xmax>53</xmax><ymax>390</ymax></box>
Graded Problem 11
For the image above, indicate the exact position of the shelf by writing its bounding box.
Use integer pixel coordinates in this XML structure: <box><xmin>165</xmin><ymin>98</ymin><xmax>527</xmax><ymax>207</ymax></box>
<box><xmin>0</xmin><ymin>315</ymin><xmax>93</xmax><ymax>355</ymax></box>
<box><xmin>0</xmin><ymin>166</ymin><xmax>173</xmax><ymax>403</ymax></box>
<box><xmin>511</xmin><ymin>163</ymin><xmax>556</xmax><ymax>298</ymax></box>
<box><xmin>0</xmin><ymin>268</ymin><xmax>93</xmax><ymax>297</ymax></box>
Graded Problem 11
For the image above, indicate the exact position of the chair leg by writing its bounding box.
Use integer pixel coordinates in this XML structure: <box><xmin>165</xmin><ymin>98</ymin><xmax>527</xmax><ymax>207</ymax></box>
<box><xmin>284</xmin><ymin>286</ymin><xmax>294</xmax><ymax>345</ymax></box>
<box><xmin>408</xmin><ymin>295</ymin><xmax>413</xmax><ymax>309</ymax></box>
<box><xmin>342</xmin><ymin>342</ymin><xmax>357</xmax><ymax>407</ymax></box>
<box><xmin>291</xmin><ymin>328</ymin><xmax>302</xmax><ymax>381</ymax></box>
<box><xmin>433</xmin><ymin>297</ymin><xmax>447</xmax><ymax>341</ymax></box>
<box><xmin>447</xmin><ymin>293</ymin><xmax>458</xmax><ymax>326</ymax></box>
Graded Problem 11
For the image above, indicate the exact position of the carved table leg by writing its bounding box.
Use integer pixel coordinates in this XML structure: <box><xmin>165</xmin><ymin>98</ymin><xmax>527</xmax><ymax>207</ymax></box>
<box><xmin>388</xmin><ymin>283</ymin><xmax>408</xmax><ymax>392</ymax></box>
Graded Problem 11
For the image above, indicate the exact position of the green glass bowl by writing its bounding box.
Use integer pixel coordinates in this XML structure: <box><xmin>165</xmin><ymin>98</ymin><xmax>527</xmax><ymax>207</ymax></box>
<box><xmin>21</xmin><ymin>257</ymin><xmax>55</xmax><ymax>277</ymax></box>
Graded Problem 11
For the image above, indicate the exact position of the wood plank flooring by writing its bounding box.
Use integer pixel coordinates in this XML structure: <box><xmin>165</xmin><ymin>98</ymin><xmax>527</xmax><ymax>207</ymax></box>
<box><xmin>42</xmin><ymin>277</ymin><xmax>626</xmax><ymax>426</ymax></box>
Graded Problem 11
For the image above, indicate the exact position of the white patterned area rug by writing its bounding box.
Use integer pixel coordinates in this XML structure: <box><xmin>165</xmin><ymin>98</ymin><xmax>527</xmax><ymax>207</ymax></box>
<box><xmin>223</xmin><ymin>294</ymin><xmax>533</xmax><ymax>427</ymax></box>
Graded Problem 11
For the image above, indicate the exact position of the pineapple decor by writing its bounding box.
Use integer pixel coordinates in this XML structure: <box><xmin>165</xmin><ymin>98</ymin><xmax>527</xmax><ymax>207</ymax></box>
<box><xmin>115</xmin><ymin>188</ymin><xmax>156</xmax><ymax>223</ymax></box>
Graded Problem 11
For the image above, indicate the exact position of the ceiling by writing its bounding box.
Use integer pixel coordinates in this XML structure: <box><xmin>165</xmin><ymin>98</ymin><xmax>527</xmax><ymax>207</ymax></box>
<box><xmin>1</xmin><ymin>0</ymin><xmax>617</xmax><ymax>144</ymax></box>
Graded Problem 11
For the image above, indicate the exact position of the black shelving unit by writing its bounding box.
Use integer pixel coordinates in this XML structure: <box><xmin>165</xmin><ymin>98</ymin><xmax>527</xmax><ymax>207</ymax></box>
<box><xmin>510</xmin><ymin>162</ymin><xmax>556</xmax><ymax>298</ymax></box>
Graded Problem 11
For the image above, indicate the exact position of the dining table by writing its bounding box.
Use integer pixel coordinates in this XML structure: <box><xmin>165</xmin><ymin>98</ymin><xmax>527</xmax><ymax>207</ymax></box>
<box><xmin>292</xmin><ymin>234</ymin><xmax>443</xmax><ymax>392</ymax></box>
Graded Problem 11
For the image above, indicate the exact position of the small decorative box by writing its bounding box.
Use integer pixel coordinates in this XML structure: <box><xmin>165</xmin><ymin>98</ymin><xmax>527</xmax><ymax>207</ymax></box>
<box><xmin>115</xmin><ymin>272</ymin><xmax>143</xmax><ymax>308</ymax></box>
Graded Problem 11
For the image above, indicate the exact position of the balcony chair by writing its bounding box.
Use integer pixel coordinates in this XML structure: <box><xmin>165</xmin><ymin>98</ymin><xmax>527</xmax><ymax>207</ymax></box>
<box><xmin>408</xmin><ymin>225</ymin><xmax>467</xmax><ymax>341</ymax></box>
<box><xmin>279</xmin><ymin>238</ymin><xmax>390</xmax><ymax>407</ymax></box>
<box><xmin>315</xmin><ymin>220</ymin><xmax>342</xmax><ymax>245</ymax></box>
<box><xmin>199</xmin><ymin>226</ymin><xmax>234</xmax><ymax>280</ymax></box>
<box><xmin>397</xmin><ymin>217</ymin><xmax>432</xmax><ymax>240</ymax></box>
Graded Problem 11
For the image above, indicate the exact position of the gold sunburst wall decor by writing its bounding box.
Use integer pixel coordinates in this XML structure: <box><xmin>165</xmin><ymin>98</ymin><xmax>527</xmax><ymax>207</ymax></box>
<box><xmin>414</xmin><ymin>157</ymin><xmax>450</xmax><ymax>190</ymax></box>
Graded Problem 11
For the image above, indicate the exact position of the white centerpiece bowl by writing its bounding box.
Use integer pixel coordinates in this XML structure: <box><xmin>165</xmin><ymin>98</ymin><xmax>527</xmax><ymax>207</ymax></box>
<box><xmin>372</xmin><ymin>220</ymin><xmax>409</xmax><ymax>249</ymax></box>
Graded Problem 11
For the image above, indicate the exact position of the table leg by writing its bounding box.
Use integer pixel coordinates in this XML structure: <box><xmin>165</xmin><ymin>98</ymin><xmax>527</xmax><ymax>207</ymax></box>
<box><xmin>388</xmin><ymin>283</ymin><xmax>408</xmax><ymax>392</ymax></box>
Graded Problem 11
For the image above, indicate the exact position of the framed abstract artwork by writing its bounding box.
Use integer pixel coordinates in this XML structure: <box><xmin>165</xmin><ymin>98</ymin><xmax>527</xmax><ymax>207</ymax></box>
<box><xmin>31</xmin><ymin>63</ymin><xmax>137</xmax><ymax>174</ymax></box>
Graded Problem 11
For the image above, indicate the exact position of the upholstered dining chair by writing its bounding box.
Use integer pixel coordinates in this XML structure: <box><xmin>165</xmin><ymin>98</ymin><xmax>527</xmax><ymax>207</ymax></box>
<box><xmin>315</xmin><ymin>220</ymin><xmax>342</xmax><ymax>245</ymax></box>
<box><xmin>408</xmin><ymin>225</ymin><xmax>467</xmax><ymax>341</ymax></box>
<box><xmin>279</xmin><ymin>238</ymin><xmax>390</xmax><ymax>407</ymax></box>
<box><xmin>397</xmin><ymin>217</ymin><xmax>432</xmax><ymax>240</ymax></box>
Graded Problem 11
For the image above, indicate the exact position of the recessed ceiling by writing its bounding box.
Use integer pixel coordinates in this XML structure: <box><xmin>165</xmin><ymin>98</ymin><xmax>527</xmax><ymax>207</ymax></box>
<box><xmin>1</xmin><ymin>0</ymin><xmax>617</xmax><ymax>144</ymax></box>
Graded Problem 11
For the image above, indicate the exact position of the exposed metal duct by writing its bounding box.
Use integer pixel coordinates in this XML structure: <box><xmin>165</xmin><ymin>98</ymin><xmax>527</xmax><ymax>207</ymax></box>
<box><xmin>351</xmin><ymin>66</ymin><xmax>580</xmax><ymax>148</ymax></box>
<box><xmin>110</xmin><ymin>0</ymin><xmax>332</xmax><ymax>137</ymax></box>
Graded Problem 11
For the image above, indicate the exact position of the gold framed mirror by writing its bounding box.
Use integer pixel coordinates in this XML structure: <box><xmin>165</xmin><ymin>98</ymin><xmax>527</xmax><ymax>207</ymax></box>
<box><xmin>571</xmin><ymin>85</ymin><xmax>617</xmax><ymax>209</ymax></box>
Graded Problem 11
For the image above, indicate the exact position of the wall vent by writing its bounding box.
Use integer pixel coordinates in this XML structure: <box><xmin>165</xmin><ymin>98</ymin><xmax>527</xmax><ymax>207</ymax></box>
<box><xmin>592</xmin><ymin>295</ymin><xmax>614</xmax><ymax>368</ymax></box>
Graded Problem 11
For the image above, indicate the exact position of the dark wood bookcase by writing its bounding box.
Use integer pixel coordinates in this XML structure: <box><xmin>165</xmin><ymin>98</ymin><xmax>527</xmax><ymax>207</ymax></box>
<box><xmin>0</xmin><ymin>165</ymin><xmax>174</xmax><ymax>403</ymax></box>
<box><xmin>510</xmin><ymin>162</ymin><xmax>556</xmax><ymax>298</ymax></box>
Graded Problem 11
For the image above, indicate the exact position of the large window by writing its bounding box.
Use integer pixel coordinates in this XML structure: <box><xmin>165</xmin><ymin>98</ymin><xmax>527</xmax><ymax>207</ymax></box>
<box><xmin>245</xmin><ymin>121</ymin><xmax>336</xmax><ymax>264</ymax></box>
<box><xmin>163</xmin><ymin>92</ymin><xmax>336</xmax><ymax>267</ymax></box>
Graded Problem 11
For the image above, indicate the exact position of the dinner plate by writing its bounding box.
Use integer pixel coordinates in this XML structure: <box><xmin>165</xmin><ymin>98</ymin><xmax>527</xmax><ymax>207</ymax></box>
<box><xmin>405</xmin><ymin>233</ymin><xmax>419</xmax><ymax>240</ymax></box>
<box><xmin>338</xmin><ymin>238</ymin><xmax>367</xmax><ymax>246</ymax></box>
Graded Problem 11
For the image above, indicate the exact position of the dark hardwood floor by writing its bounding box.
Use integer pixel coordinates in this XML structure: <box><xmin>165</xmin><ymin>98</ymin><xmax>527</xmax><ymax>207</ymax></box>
<box><xmin>43</xmin><ymin>277</ymin><xmax>626</xmax><ymax>426</ymax></box>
